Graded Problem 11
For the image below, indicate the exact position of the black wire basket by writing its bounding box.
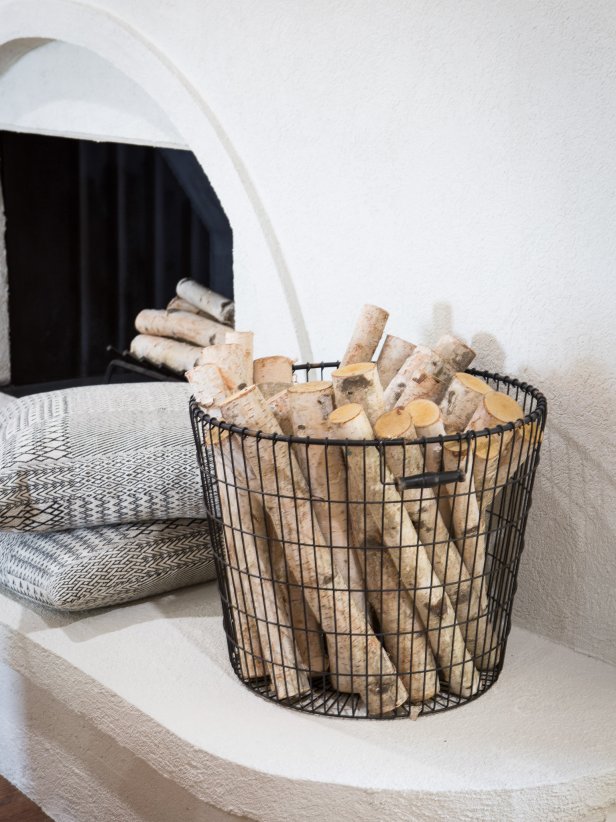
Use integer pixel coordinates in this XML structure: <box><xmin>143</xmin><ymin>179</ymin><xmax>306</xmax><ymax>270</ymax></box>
<box><xmin>190</xmin><ymin>362</ymin><xmax>547</xmax><ymax>719</ymax></box>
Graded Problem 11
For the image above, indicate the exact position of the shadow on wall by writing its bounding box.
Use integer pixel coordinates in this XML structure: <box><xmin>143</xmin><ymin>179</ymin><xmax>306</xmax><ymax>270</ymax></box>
<box><xmin>425</xmin><ymin>303</ymin><xmax>616</xmax><ymax>666</ymax></box>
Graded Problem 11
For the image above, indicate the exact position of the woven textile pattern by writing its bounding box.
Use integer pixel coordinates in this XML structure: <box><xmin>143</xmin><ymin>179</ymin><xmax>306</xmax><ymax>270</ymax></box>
<box><xmin>0</xmin><ymin>518</ymin><xmax>216</xmax><ymax>610</ymax></box>
<box><xmin>0</xmin><ymin>383</ymin><xmax>206</xmax><ymax>531</ymax></box>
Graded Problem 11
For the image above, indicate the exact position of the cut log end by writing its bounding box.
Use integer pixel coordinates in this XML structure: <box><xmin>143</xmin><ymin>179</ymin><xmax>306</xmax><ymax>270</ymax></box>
<box><xmin>329</xmin><ymin>403</ymin><xmax>363</xmax><ymax>425</ymax></box>
<box><xmin>406</xmin><ymin>399</ymin><xmax>440</xmax><ymax>428</ymax></box>
<box><xmin>373</xmin><ymin>408</ymin><xmax>413</xmax><ymax>439</ymax></box>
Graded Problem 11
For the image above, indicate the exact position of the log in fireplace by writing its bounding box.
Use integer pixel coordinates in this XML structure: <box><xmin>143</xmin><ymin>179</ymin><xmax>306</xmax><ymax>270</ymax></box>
<box><xmin>0</xmin><ymin>131</ymin><xmax>233</xmax><ymax>394</ymax></box>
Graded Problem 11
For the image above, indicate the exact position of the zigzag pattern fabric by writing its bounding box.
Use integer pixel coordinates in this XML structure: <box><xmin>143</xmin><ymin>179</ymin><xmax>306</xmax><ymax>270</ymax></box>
<box><xmin>0</xmin><ymin>518</ymin><xmax>216</xmax><ymax>611</ymax></box>
<box><xmin>0</xmin><ymin>382</ymin><xmax>206</xmax><ymax>531</ymax></box>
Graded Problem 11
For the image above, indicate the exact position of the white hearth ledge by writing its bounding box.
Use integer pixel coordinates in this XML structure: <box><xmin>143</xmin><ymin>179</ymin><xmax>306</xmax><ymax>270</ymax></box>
<box><xmin>0</xmin><ymin>583</ymin><xmax>615</xmax><ymax>822</ymax></box>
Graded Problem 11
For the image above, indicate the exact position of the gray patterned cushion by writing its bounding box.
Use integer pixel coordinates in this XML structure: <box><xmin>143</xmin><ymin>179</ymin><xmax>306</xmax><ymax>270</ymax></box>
<box><xmin>0</xmin><ymin>518</ymin><xmax>216</xmax><ymax>610</ymax></box>
<box><xmin>0</xmin><ymin>383</ymin><xmax>205</xmax><ymax>532</ymax></box>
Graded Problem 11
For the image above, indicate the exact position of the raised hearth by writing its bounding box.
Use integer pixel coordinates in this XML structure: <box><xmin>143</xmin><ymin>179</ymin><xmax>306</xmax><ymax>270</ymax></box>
<box><xmin>0</xmin><ymin>583</ymin><xmax>615</xmax><ymax>821</ymax></box>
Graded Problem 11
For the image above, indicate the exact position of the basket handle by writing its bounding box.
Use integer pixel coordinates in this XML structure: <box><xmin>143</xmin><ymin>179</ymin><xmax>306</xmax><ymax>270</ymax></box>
<box><xmin>395</xmin><ymin>469</ymin><xmax>465</xmax><ymax>492</ymax></box>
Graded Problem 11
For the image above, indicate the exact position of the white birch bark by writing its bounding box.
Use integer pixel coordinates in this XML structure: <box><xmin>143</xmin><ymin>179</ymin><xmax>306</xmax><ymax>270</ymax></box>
<box><xmin>135</xmin><ymin>309</ymin><xmax>228</xmax><ymax>348</ymax></box>
<box><xmin>434</xmin><ymin>334</ymin><xmax>475</xmax><ymax>373</ymax></box>
<box><xmin>440</xmin><ymin>372</ymin><xmax>492</xmax><ymax>433</ymax></box>
<box><xmin>176</xmin><ymin>277</ymin><xmax>235</xmax><ymax>326</ymax></box>
<box><xmin>373</xmin><ymin>409</ymin><xmax>497</xmax><ymax>669</ymax></box>
<box><xmin>340</xmin><ymin>304</ymin><xmax>389</xmax><ymax>366</ymax></box>
<box><xmin>219</xmin><ymin>386</ymin><xmax>408</xmax><ymax>714</ymax></box>
<box><xmin>383</xmin><ymin>345</ymin><xmax>453</xmax><ymax>410</ymax></box>
<box><xmin>197</xmin><ymin>343</ymin><xmax>252</xmax><ymax>388</ymax></box>
<box><xmin>253</xmin><ymin>355</ymin><xmax>294</xmax><ymax>386</ymax></box>
<box><xmin>130</xmin><ymin>334</ymin><xmax>201</xmax><ymax>374</ymax></box>
<box><xmin>212</xmin><ymin>431</ymin><xmax>310</xmax><ymax>699</ymax></box>
<box><xmin>332</xmin><ymin>362</ymin><xmax>385</xmax><ymax>426</ymax></box>
<box><xmin>329</xmin><ymin>404</ymin><xmax>479</xmax><ymax>697</ymax></box>
<box><xmin>225</xmin><ymin>331</ymin><xmax>254</xmax><ymax>384</ymax></box>
<box><xmin>377</xmin><ymin>335</ymin><xmax>416</xmax><ymax>390</ymax></box>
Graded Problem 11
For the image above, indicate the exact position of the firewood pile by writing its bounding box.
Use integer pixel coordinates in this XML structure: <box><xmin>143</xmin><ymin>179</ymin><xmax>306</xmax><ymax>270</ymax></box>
<box><xmin>129</xmin><ymin>279</ymin><xmax>235</xmax><ymax>374</ymax></box>
<box><xmin>189</xmin><ymin>304</ymin><xmax>538</xmax><ymax>716</ymax></box>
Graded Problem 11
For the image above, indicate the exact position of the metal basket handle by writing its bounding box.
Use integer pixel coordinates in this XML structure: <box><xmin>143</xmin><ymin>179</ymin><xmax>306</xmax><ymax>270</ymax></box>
<box><xmin>395</xmin><ymin>469</ymin><xmax>465</xmax><ymax>492</ymax></box>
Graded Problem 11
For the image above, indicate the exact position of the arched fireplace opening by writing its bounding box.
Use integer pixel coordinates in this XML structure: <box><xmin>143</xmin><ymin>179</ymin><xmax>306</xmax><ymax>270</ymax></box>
<box><xmin>0</xmin><ymin>130</ymin><xmax>233</xmax><ymax>393</ymax></box>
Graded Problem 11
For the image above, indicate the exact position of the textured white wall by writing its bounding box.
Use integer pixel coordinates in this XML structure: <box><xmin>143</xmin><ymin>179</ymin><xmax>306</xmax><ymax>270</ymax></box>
<box><xmin>0</xmin><ymin>163</ymin><xmax>8</xmax><ymax>385</ymax></box>
<box><xmin>0</xmin><ymin>0</ymin><xmax>614</xmax><ymax>664</ymax></box>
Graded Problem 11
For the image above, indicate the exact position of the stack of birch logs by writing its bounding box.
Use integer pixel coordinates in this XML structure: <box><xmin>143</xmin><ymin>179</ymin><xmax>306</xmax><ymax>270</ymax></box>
<box><xmin>129</xmin><ymin>279</ymin><xmax>236</xmax><ymax>374</ymax></box>
<box><xmin>190</xmin><ymin>304</ymin><xmax>533</xmax><ymax>717</ymax></box>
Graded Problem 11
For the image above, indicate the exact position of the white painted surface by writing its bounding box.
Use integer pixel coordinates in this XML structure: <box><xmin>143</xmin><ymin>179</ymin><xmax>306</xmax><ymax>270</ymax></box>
<box><xmin>0</xmin><ymin>164</ymin><xmax>9</xmax><ymax>385</ymax></box>
<box><xmin>0</xmin><ymin>0</ymin><xmax>614</xmax><ymax>665</ymax></box>
<box><xmin>0</xmin><ymin>583</ymin><xmax>615</xmax><ymax>821</ymax></box>
<box><xmin>0</xmin><ymin>40</ymin><xmax>183</xmax><ymax>148</ymax></box>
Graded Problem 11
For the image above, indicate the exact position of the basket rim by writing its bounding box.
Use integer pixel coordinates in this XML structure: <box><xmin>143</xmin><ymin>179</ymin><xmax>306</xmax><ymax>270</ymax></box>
<box><xmin>190</xmin><ymin>365</ymin><xmax>547</xmax><ymax>447</ymax></box>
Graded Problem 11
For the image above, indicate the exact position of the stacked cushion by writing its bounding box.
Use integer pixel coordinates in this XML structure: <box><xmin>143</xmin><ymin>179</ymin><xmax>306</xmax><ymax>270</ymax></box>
<box><xmin>0</xmin><ymin>383</ymin><xmax>216</xmax><ymax>610</ymax></box>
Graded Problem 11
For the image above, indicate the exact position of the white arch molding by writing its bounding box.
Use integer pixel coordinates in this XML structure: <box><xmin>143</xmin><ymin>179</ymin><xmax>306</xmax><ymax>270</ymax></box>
<box><xmin>0</xmin><ymin>0</ymin><xmax>313</xmax><ymax>362</ymax></box>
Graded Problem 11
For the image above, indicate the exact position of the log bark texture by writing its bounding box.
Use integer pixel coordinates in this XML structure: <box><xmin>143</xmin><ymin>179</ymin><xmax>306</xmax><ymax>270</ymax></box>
<box><xmin>383</xmin><ymin>345</ymin><xmax>453</xmax><ymax>410</ymax></box>
<box><xmin>177</xmin><ymin>278</ymin><xmax>235</xmax><ymax>326</ymax></box>
<box><xmin>340</xmin><ymin>410</ymin><xmax>438</xmax><ymax>703</ymax></box>
<box><xmin>340</xmin><ymin>304</ymin><xmax>389</xmax><ymax>367</ymax></box>
<box><xmin>288</xmin><ymin>381</ymin><xmax>367</xmax><ymax>692</ymax></box>
<box><xmin>267</xmin><ymin>389</ymin><xmax>293</xmax><ymax>436</ymax></box>
<box><xmin>253</xmin><ymin>356</ymin><xmax>294</xmax><ymax>386</ymax></box>
<box><xmin>186</xmin><ymin>363</ymin><xmax>233</xmax><ymax>416</ymax></box>
<box><xmin>440</xmin><ymin>372</ymin><xmax>492</xmax><ymax>434</ymax></box>
<box><xmin>434</xmin><ymin>334</ymin><xmax>475</xmax><ymax>373</ymax></box>
<box><xmin>167</xmin><ymin>296</ymin><xmax>203</xmax><ymax>315</ymax></box>
<box><xmin>198</xmin><ymin>343</ymin><xmax>252</xmax><ymax>388</ymax></box>
<box><xmin>332</xmin><ymin>362</ymin><xmax>385</xmax><ymax>426</ymax></box>
<box><xmin>130</xmin><ymin>334</ymin><xmax>201</xmax><ymax>374</ymax></box>
<box><xmin>373</xmin><ymin>409</ymin><xmax>497</xmax><ymax>670</ymax></box>
<box><xmin>213</xmin><ymin>431</ymin><xmax>310</xmax><ymax>699</ymax></box>
<box><xmin>219</xmin><ymin>386</ymin><xmax>408</xmax><ymax>714</ymax></box>
<box><xmin>225</xmin><ymin>331</ymin><xmax>254</xmax><ymax>384</ymax></box>
<box><xmin>135</xmin><ymin>309</ymin><xmax>229</xmax><ymax>348</ymax></box>
<box><xmin>329</xmin><ymin>404</ymin><xmax>479</xmax><ymax>697</ymax></box>
<box><xmin>377</xmin><ymin>335</ymin><xmax>416</xmax><ymax>390</ymax></box>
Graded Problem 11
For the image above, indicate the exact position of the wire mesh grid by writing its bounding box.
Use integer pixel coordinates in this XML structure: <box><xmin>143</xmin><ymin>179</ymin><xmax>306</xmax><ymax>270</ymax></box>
<box><xmin>190</xmin><ymin>363</ymin><xmax>547</xmax><ymax>719</ymax></box>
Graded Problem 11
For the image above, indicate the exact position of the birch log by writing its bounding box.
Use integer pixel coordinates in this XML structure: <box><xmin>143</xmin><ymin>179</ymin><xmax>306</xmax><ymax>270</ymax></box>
<box><xmin>339</xmin><ymin>409</ymin><xmax>438</xmax><ymax>703</ymax></box>
<box><xmin>332</xmin><ymin>362</ymin><xmax>385</xmax><ymax>426</ymax></box>
<box><xmin>329</xmin><ymin>404</ymin><xmax>479</xmax><ymax>697</ymax></box>
<box><xmin>269</xmin><ymin>536</ymin><xmax>329</xmax><ymax>676</ymax></box>
<box><xmin>186</xmin><ymin>363</ymin><xmax>234</xmax><ymax>416</ymax></box>
<box><xmin>468</xmin><ymin>391</ymin><xmax>525</xmax><ymax>444</ymax></box>
<box><xmin>226</xmin><ymin>331</ymin><xmax>254</xmax><ymax>384</ymax></box>
<box><xmin>383</xmin><ymin>345</ymin><xmax>453</xmax><ymax>410</ymax></box>
<box><xmin>130</xmin><ymin>334</ymin><xmax>201</xmax><ymax>374</ymax></box>
<box><xmin>434</xmin><ymin>334</ymin><xmax>475</xmax><ymax>373</ymax></box>
<box><xmin>406</xmin><ymin>399</ymin><xmax>445</xmax><ymax>473</ymax></box>
<box><xmin>287</xmin><ymin>382</ymin><xmax>365</xmax><ymax>608</ymax></box>
<box><xmin>340</xmin><ymin>304</ymin><xmax>389</xmax><ymax>367</ymax></box>
<box><xmin>440</xmin><ymin>372</ymin><xmax>492</xmax><ymax>434</ymax></box>
<box><xmin>212</xmin><ymin>431</ymin><xmax>310</xmax><ymax>699</ymax></box>
<box><xmin>135</xmin><ymin>309</ymin><xmax>228</xmax><ymax>348</ymax></box>
<box><xmin>374</xmin><ymin>409</ymin><xmax>497</xmax><ymax>670</ymax></box>
<box><xmin>219</xmin><ymin>386</ymin><xmax>407</xmax><ymax>714</ymax></box>
<box><xmin>442</xmin><ymin>439</ymin><xmax>487</xmax><ymax>581</ymax></box>
<box><xmin>377</xmin><ymin>335</ymin><xmax>416</xmax><ymax>390</ymax></box>
<box><xmin>177</xmin><ymin>278</ymin><xmax>235</xmax><ymax>326</ymax></box>
<box><xmin>167</xmin><ymin>296</ymin><xmax>203</xmax><ymax>315</ymax></box>
<box><xmin>198</xmin><ymin>343</ymin><xmax>252</xmax><ymax>388</ymax></box>
<box><xmin>267</xmin><ymin>389</ymin><xmax>293</xmax><ymax>436</ymax></box>
<box><xmin>254</xmin><ymin>356</ymin><xmax>294</xmax><ymax>391</ymax></box>
<box><xmin>287</xmin><ymin>381</ymin><xmax>367</xmax><ymax>692</ymax></box>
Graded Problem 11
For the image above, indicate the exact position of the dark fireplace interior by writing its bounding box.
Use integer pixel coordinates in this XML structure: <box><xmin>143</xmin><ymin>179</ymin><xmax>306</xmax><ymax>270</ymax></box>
<box><xmin>0</xmin><ymin>131</ymin><xmax>233</xmax><ymax>395</ymax></box>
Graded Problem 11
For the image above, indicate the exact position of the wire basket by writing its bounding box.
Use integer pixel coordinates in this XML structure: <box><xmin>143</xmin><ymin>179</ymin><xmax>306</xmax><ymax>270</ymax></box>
<box><xmin>190</xmin><ymin>362</ymin><xmax>547</xmax><ymax>719</ymax></box>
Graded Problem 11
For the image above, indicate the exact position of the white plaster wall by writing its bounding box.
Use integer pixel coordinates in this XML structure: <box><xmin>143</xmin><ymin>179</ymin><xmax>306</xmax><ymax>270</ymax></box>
<box><xmin>0</xmin><ymin>0</ymin><xmax>614</xmax><ymax>664</ymax></box>
<box><xmin>0</xmin><ymin>160</ymin><xmax>9</xmax><ymax>385</ymax></box>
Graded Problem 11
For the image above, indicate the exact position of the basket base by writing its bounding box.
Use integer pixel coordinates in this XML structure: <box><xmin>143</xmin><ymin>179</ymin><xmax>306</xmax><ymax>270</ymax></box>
<box><xmin>235</xmin><ymin>669</ymin><xmax>501</xmax><ymax>719</ymax></box>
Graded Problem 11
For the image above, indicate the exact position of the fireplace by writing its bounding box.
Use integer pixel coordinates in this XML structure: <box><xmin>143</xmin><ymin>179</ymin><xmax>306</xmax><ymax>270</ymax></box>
<box><xmin>0</xmin><ymin>130</ymin><xmax>233</xmax><ymax>394</ymax></box>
